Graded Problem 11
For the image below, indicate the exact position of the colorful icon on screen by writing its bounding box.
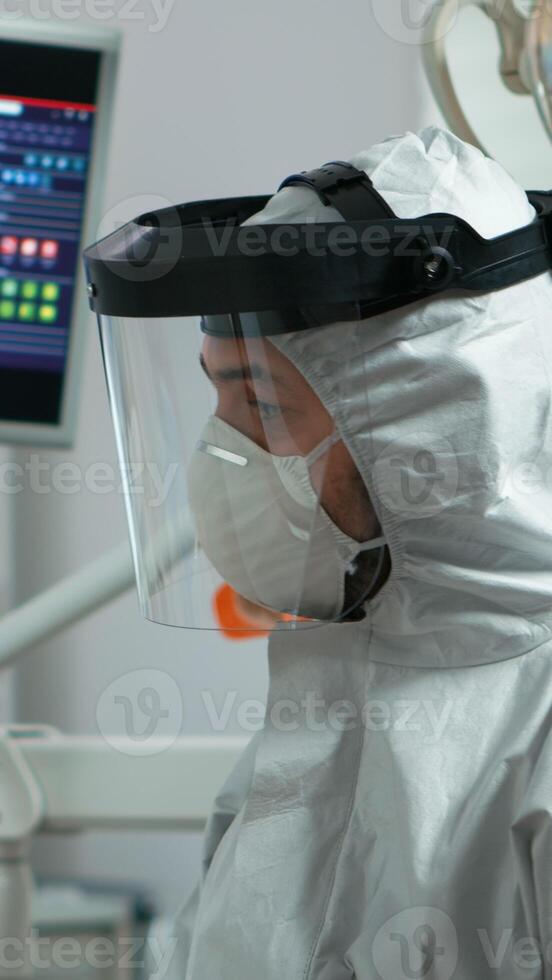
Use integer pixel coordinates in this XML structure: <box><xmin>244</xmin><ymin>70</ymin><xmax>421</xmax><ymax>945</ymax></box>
<box><xmin>0</xmin><ymin>236</ymin><xmax>18</xmax><ymax>256</ymax></box>
<box><xmin>41</xmin><ymin>282</ymin><xmax>60</xmax><ymax>301</ymax></box>
<box><xmin>0</xmin><ymin>300</ymin><xmax>16</xmax><ymax>319</ymax></box>
<box><xmin>40</xmin><ymin>240</ymin><xmax>59</xmax><ymax>261</ymax></box>
<box><xmin>38</xmin><ymin>304</ymin><xmax>57</xmax><ymax>323</ymax></box>
<box><xmin>0</xmin><ymin>278</ymin><xmax>18</xmax><ymax>298</ymax></box>
<box><xmin>20</xmin><ymin>238</ymin><xmax>38</xmax><ymax>258</ymax></box>
<box><xmin>18</xmin><ymin>302</ymin><xmax>36</xmax><ymax>322</ymax></box>
<box><xmin>21</xmin><ymin>281</ymin><xmax>39</xmax><ymax>300</ymax></box>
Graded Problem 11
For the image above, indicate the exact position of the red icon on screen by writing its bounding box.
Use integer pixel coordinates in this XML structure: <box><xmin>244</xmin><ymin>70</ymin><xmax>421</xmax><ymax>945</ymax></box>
<box><xmin>40</xmin><ymin>240</ymin><xmax>59</xmax><ymax>260</ymax></box>
<box><xmin>20</xmin><ymin>238</ymin><xmax>38</xmax><ymax>258</ymax></box>
<box><xmin>1</xmin><ymin>237</ymin><xmax>60</xmax><ymax>265</ymax></box>
<box><xmin>0</xmin><ymin>236</ymin><xmax>18</xmax><ymax>256</ymax></box>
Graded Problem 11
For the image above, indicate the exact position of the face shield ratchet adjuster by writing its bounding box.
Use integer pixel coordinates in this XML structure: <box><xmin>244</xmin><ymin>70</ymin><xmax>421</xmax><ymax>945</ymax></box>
<box><xmin>411</xmin><ymin>239</ymin><xmax>460</xmax><ymax>292</ymax></box>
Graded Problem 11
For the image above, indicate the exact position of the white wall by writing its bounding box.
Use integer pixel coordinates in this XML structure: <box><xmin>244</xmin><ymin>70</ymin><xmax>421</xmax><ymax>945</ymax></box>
<box><xmin>6</xmin><ymin>0</ymin><xmax>436</xmax><ymax>918</ymax></box>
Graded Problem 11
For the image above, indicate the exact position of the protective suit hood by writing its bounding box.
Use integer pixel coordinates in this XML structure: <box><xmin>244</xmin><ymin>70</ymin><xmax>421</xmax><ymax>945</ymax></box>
<box><xmin>245</xmin><ymin>125</ymin><xmax>552</xmax><ymax>668</ymax></box>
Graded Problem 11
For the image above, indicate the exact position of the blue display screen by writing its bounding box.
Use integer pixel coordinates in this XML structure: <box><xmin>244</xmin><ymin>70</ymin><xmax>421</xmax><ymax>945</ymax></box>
<box><xmin>0</xmin><ymin>39</ymin><xmax>100</xmax><ymax>425</ymax></box>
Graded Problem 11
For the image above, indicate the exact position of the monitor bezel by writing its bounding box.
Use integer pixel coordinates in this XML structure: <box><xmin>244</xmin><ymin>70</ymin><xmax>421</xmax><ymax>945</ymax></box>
<box><xmin>0</xmin><ymin>18</ymin><xmax>121</xmax><ymax>447</ymax></box>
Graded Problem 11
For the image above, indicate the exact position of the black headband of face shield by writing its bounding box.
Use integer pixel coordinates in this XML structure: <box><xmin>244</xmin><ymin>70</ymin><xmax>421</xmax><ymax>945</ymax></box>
<box><xmin>83</xmin><ymin>160</ymin><xmax>552</xmax><ymax>330</ymax></box>
<box><xmin>201</xmin><ymin>161</ymin><xmax>552</xmax><ymax>337</ymax></box>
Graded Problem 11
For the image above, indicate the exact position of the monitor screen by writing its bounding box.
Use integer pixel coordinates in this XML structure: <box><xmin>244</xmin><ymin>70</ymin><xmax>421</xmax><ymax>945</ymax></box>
<box><xmin>0</xmin><ymin>39</ymin><xmax>101</xmax><ymax>427</ymax></box>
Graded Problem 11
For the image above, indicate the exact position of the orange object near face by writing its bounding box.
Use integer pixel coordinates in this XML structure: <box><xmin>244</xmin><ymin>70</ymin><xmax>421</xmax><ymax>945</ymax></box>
<box><xmin>213</xmin><ymin>584</ymin><xmax>304</xmax><ymax>639</ymax></box>
<box><xmin>213</xmin><ymin>583</ymin><xmax>272</xmax><ymax>639</ymax></box>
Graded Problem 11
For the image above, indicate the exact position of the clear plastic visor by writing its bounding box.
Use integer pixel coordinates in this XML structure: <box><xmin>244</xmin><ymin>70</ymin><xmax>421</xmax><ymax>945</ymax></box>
<box><xmin>98</xmin><ymin>312</ymin><xmax>384</xmax><ymax>631</ymax></box>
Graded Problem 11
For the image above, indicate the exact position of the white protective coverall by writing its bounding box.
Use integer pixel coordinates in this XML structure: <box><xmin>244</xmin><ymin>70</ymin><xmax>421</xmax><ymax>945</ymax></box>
<box><xmin>162</xmin><ymin>126</ymin><xmax>552</xmax><ymax>979</ymax></box>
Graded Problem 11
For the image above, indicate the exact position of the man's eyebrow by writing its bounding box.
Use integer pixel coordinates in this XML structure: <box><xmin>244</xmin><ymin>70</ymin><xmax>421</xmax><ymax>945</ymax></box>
<box><xmin>199</xmin><ymin>352</ymin><xmax>288</xmax><ymax>386</ymax></box>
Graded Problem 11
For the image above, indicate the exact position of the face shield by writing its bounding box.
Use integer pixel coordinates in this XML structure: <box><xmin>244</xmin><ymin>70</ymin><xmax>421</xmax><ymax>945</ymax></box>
<box><xmin>83</xmin><ymin>161</ymin><xmax>552</xmax><ymax>631</ymax></box>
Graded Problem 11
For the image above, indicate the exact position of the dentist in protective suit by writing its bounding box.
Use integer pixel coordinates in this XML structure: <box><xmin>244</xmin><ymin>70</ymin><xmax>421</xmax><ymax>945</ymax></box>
<box><xmin>89</xmin><ymin>126</ymin><xmax>552</xmax><ymax>979</ymax></box>
<box><xmin>181</xmin><ymin>127</ymin><xmax>552</xmax><ymax>980</ymax></box>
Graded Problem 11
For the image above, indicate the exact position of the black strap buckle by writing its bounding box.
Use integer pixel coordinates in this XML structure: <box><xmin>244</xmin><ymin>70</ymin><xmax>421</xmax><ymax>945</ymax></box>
<box><xmin>278</xmin><ymin>161</ymin><xmax>367</xmax><ymax>205</ymax></box>
<box><xmin>277</xmin><ymin>160</ymin><xmax>396</xmax><ymax>222</ymax></box>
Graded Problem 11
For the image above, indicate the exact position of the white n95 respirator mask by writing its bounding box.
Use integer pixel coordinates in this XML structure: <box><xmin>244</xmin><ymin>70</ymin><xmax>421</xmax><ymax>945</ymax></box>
<box><xmin>187</xmin><ymin>415</ymin><xmax>386</xmax><ymax>623</ymax></box>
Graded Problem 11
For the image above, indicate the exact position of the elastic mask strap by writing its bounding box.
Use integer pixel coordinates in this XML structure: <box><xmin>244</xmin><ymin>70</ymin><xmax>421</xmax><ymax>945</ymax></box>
<box><xmin>305</xmin><ymin>436</ymin><xmax>388</xmax><ymax>555</ymax></box>
<box><xmin>304</xmin><ymin>434</ymin><xmax>387</xmax><ymax>552</ymax></box>
<box><xmin>304</xmin><ymin>430</ymin><xmax>341</xmax><ymax>468</ymax></box>
<box><xmin>343</xmin><ymin>535</ymin><xmax>386</xmax><ymax>575</ymax></box>
<box><xmin>357</xmin><ymin>535</ymin><xmax>386</xmax><ymax>552</ymax></box>
<box><xmin>335</xmin><ymin>537</ymin><xmax>389</xmax><ymax>625</ymax></box>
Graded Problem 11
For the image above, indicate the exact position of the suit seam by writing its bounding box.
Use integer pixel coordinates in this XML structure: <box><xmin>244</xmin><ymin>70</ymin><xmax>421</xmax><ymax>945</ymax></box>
<box><xmin>301</xmin><ymin>620</ymin><xmax>373</xmax><ymax>980</ymax></box>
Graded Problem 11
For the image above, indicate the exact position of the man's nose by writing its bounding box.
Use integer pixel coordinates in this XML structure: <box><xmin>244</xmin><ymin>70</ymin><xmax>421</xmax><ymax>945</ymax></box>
<box><xmin>213</xmin><ymin>398</ymin><xmax>270</xmax><ymax>453</ymax></box>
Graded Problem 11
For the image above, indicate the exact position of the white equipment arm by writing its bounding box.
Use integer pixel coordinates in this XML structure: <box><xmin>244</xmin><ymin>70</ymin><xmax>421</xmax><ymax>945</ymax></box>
<box><xmin>422</xmin><ymin>0</ymin><xmax>550</xmax><ymax>152</ymax></box>
<box><xmin>0</xmin><ymin>540</ymin><xmax>135</xmax><ymax>666</ymax></box>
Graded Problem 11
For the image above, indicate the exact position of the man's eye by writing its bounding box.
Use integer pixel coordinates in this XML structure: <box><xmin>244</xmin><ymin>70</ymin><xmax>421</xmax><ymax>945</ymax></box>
<box><xmin>249</xmin><ymin>399</ymin><xmax>281</xmax><ymax>421</ymax></box>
